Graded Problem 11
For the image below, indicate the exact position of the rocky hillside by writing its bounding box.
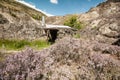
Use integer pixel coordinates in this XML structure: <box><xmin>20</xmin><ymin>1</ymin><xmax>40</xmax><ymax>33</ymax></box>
<box><xmin>46</xmin><ymin>0</ymin><xmax>120</xmax><ymax>45</ymax></box>
<box><xmin>78</xmin><ymin>0</ymin><xmax>120</xmax><ymax>46</ymax></box>
<box><xmin>0</xmin><ymin>0</ymin><xmax>120</xmax><ymax>80</ymax></box>
<box><xmin>0</xmin><ymin>0</ymin><xmax>46</xmax><ymax>40</ymax></box>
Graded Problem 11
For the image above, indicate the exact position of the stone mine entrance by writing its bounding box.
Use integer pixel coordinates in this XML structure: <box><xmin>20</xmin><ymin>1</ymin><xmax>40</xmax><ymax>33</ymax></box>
<box><xmin>41</xmin><ymin>16</ymin><xmax>71</xmax><ymax>42</ymax></box>
<box><xmin>45</xmin><ymin>29</ymin><xmax>58</xmax><ymax>42</ymax></box>
<box><xmin>42</xmin><ymin>24</ymin><xmax>71</xmax><ymax>42</ymax></box>
<box><xmin>42</xmin><ymin>23</ymin><xmax>71</xmax><ymax>42</ymax></box>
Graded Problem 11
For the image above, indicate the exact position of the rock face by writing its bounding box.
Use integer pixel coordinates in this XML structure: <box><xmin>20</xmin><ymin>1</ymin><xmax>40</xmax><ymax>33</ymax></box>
<box><xmin>78</xmin><ymin>0</ymin><xmax>120</xmax><ymax>46</ymax></box>
<box><xmin>0</xmin><ymin>0</ymin><xmax>46</xmax><ymax>40</ymax></box>
<box><xmin>0</xmin><ymin>37</ymin><xmax>120</xmax><ymax>80</ymax></box>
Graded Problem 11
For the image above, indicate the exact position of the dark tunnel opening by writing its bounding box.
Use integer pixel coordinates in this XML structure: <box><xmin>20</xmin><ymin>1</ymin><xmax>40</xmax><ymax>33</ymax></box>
<box><xmin>49</xmin><ymin>29</ymin><xmax>58</xmax><ymax>42</ymax></box>
<box><xmin>47</xmin><ymin>29</ymin><xmax>58</xmax><ymax>43</ymax></box>
<box><xmin>112</xmin><ymin>39</ymin><xmax>120</xmax><ymax>46</ymax></box>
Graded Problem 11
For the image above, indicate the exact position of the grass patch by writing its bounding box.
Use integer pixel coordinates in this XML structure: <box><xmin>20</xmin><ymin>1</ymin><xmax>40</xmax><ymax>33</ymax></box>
<box><xmin>0</xmin><ymin>39</ymin><xmax>51</xmax><ymax>61</ymax></box>
<box><xmin>0</xmin><ymin>39</ymin><xmax>51</xmax><ymax>50</ymax></box>
<box><xmin>30</xmin><ymin>40</ymin><xmax>51</xmax><ymax>50</ymax></box>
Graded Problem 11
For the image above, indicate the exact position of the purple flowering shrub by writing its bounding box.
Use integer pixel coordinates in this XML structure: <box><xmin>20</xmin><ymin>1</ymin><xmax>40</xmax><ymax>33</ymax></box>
<box><xmin>0</xmin><ymin>37</ymin><xmax>120</xmax><ymax>80</ymax></box>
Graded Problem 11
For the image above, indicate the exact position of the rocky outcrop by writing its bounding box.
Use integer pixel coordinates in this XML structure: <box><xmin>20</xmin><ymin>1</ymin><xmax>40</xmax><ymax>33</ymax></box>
<box><xmin>0</xmin><ymin>37</ymin><xmax>120</xmax><ymax>80</ymax></box>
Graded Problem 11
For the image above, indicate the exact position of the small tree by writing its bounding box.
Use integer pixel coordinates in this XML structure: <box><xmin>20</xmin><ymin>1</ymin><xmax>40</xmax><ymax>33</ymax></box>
<box><xmin>64</xmin><ymin>15</ymin><xmax>83</xmax><ymax>29</ymax></box>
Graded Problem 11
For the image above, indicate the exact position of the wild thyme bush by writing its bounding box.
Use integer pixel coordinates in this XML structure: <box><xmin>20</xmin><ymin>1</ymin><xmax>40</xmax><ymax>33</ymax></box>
<box><xmin>0</xmin><ymin>49</ymin><xmax>46</xmax><ymax>80</ymax></box>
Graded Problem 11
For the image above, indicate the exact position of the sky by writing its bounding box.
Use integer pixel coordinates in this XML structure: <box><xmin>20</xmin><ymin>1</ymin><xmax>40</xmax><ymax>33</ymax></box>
<box><xmin>16</xmin><ymin>0</ymin><xmax>105</xmax><ymax>16</ymax></box>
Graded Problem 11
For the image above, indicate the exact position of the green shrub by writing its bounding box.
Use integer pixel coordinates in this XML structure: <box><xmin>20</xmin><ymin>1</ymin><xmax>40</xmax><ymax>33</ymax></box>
<box><xmin>64</xmin><ymin>15</ymin><xmax>83</xmax><ymax>29</ymax></box>
<box><xmin>32</xmin><ymin>14</ymin><xmax>42</xmax><ymax>20</ymax></box>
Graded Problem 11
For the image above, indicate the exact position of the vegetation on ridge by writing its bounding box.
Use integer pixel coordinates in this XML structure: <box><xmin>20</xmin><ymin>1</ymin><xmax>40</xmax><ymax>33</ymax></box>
<box><xmin>64</xmin><ymin>15</ymin><xmax>83</xmax><ymax>29</ymax></box>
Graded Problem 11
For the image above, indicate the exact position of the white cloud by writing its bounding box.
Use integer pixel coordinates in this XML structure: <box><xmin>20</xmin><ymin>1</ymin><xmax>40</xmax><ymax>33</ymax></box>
<box><xmin>16</xmin><ymin>0</ymin><xmax>54</xmax><ymax>16</ymax></box>
<box><xmin>50</xmin><ymin>0</ymin><xmax>58</xmax><ymax>4</ymax></box>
